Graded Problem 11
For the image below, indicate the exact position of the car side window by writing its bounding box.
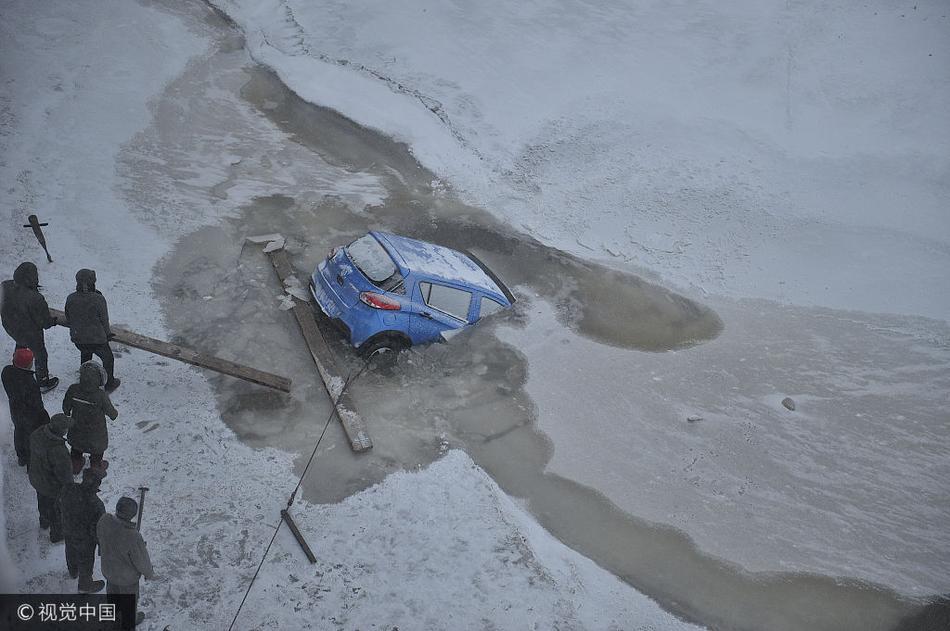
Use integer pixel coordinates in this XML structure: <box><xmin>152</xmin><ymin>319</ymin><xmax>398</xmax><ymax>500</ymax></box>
<box><xmin>419</xmin><ymin>281</ymin><xmax>472</xmax><ymax>321</ymax></box>
<box><xmin>479</xmin><ymin>296</ymin><xmax>504</xmax><ymax>319</ymax></box>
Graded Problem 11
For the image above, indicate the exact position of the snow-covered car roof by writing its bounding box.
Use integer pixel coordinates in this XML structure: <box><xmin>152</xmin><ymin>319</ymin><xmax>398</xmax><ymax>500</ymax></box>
<box><xmin>373</xmin><ymin>232</ymin><xmax>505</xmax><ymax>296</ymax></box>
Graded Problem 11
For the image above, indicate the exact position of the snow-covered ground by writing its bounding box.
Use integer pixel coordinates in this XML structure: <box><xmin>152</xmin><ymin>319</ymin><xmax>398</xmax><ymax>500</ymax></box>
<box><xmin>0</xmin><ymin>0</ymin><xmax>702</xmax><ymax>629</ymax></box>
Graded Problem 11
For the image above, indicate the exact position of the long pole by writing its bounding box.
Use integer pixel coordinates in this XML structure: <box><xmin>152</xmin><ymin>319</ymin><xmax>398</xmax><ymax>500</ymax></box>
<box><xmin>136</xmin><ymin>487</ymin><xmax>149</xmax><ymax>531</ymax></box>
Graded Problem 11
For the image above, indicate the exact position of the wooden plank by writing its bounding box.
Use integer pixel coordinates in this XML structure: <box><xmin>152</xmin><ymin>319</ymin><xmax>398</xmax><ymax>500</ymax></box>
<box><xmin>49</xmin><ymin>308</ymin><xmax>292</xmax><ymax>393</ymax></box>
<box><xmin>281</xmin><ymin>509</ymin><xmax>317</xmax><ymax>563</ymax></box>
<box><xmin>265</xmin><ymin>248</ymin><xmax>373</xmax><ymax>452</ymax></box>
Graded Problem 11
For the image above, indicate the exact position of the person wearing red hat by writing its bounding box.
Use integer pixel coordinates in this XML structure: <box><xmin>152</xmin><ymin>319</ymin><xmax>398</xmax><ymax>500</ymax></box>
<box><xmin>1</xmin><ymin>347</ymin><xmax>51</xmax><ymax>466</ymax></box>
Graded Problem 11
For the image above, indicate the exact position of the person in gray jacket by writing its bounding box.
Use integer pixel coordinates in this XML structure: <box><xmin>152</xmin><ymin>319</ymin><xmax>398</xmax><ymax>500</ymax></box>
<box><xmin>1</xmin><ymin>262</ymin><xmax>59</xmax><ymax>390</ymax></box>
<box><xmin>64</xmin><ymin>269</ymin><xmax>119</xmax><ymax>391</ymax></box>
<box><xmin>63</xmin><ymin>361</ymin><xmax>118</xmax><ymax>475</ymax></box>
<box><xmin>98</xmin><ymin>497</ymin><xmax>154</xmax><ymax>628</ymax></box>
<box><xmin>28</xmin><ymin>413</ymin><xmax>75</xmax><ymax>542</ymax></box>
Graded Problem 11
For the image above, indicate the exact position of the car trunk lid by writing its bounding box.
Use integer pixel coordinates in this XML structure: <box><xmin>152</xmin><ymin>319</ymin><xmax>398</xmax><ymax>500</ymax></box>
<box><xmin>324</xmin><ymin>234</ymin><xmax>402</xmax><ymax>307</ymax></box>
<box><xmin>321</xmin><ymin>249</ymin><xmax>363</xmax><ymax>307</ymax></box>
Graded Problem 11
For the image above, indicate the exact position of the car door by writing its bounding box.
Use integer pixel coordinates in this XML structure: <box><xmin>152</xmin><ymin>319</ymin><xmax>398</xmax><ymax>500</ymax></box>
<box><xmin>409</xmin><ymin>280</ymin><xmax>473</xmax><ymax>344</ymax></box>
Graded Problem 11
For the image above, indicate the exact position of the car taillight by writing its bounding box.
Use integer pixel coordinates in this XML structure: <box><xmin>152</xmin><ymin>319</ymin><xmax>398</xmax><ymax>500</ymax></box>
<box><xmin>360</xmin><ymin>292</ymin><xmax>400</xmax><ymax>310</ymax></box>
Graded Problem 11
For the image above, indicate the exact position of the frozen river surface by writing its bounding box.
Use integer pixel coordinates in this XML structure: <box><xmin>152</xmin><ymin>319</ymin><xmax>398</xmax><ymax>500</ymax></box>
<box><xmin>131</xmin><ymin>8</ymin><xmax>949</xmax><ymax>631</ymax></box>
<box><xmin>2</xmin><ymin>1</ymin><xmax>948</xmax><ymax>630</ymax></box>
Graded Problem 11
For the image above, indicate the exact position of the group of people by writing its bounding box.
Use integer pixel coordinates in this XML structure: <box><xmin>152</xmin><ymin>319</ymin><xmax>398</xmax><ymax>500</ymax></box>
<box><xmin>2</xmin><ymin>262</ymin><xmax>153</xmax><ymax>628</ymax></box>
<box><xmin>1</xmin><ymin>261</ymin><xmax>120</xmax><ymax>393</ymax></box>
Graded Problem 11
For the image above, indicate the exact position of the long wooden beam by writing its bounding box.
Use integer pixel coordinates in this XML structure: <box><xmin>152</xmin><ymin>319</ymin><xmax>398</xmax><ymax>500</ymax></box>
<box><xmin>264</xmin><ymin>247</ymin><xmax>373</xmax><ymax>452</ymax></box>
<box><xmin>49</xmin><ymin>308</ymin><xmax>292</xmax><ymax>393</ymax></box>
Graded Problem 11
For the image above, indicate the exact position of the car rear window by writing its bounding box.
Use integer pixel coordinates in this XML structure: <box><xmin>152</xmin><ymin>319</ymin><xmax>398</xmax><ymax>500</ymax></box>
<box><xmin>347</xmin><ymin>235</ymin><xmax>398</xmax><ymax>285</ymax></box>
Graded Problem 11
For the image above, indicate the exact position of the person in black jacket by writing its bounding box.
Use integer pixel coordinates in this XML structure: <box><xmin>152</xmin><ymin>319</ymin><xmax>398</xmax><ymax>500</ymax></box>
<box><xmin>28</xmin><ymin>413</ymin><xmax>75</xmax><ymax>542</ymax></box>
<box><xmin>1</xmin><ymin>348</ymin><xmax>50</xmax><ymax>466</ymax></box>
<box><xmin>64</xmin><ymin>269</ymin><xmax>119</xmax><ymax>391</ymax></box>
<box><xmin>60</xmin><ymin>467</ymin><xmax>107</xmax><ymax>593</ymax></box>
<box><xmin>1</xmin><ymin>262</ymin><xmax>58</xmax><ymax>390</ymax></box>
<box><xmin>63</xmin><ymin>361</ymin><xmax>118</xmax><ymax>475</ymax></box>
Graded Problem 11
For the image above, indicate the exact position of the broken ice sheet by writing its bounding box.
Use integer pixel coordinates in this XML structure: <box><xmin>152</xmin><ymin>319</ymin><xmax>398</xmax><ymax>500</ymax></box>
<box><xmin>246</xmin><ymin>233</ymin><xmax>286</xmax><ymax>252</ymax></box>
<box><xmin>285</xmin><ymin>286</ymin><xmax>311</xmax><ymax>302</ymax></box>
<box><xmin>282</xmin><ymin>275</ymin><xmax>311</xmax><ymax>301</ymax></box>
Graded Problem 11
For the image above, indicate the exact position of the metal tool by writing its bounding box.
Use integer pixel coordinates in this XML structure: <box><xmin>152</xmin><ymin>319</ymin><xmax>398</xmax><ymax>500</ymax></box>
<box><xmin>23</xmin><ymin>215</ymin><xmax>53</xmax><ymax>262</ymax></box>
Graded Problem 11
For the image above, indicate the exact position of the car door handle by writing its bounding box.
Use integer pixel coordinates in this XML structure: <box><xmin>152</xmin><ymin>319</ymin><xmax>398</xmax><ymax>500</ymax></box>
<box><xmin>420</xmin><ymin>311</ymin><xmax>433</xmax><ymax>319</ymax></box>
<box><xmin>336</xmin><ymin>273</ymin><xmax>344</xmax><ymax>286</ymax></box>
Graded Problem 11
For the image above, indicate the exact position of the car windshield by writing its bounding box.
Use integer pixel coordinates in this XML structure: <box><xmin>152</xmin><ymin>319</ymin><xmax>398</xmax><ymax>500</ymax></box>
<box><xmin>347</xmin><ymin>234</ymin><xmax>403</xmax><ymax>291</ymax></box>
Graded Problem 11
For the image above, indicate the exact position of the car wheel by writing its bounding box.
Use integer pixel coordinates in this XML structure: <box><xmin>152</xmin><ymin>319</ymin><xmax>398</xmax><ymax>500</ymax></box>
<box><xmin>360</xmin><ymin>334</ymin><xmax>409</xmax><ymax>367</ymax></box>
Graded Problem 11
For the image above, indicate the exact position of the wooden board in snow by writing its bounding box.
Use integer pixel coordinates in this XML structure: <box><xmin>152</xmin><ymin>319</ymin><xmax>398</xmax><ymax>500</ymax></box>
<box><xmin>263</xmin><ymin>247</ymin><xmax>373</xmax><ymax>452</ymax></box>
<box><xmin>48</xmin><ymin>308</ymin><xmax>292</xmax><ymax>392</ymax></box>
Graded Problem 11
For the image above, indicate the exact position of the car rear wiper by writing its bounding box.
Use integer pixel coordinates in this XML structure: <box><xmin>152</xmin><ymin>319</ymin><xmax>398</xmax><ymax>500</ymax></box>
<box><xmin>381</xmin><ymin>275</ymin><xmax>406</xmax><ymax>295</ymax></box>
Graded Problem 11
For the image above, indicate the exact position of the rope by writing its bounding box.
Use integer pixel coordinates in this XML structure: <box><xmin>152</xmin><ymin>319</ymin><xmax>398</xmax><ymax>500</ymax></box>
<box><xmin>226</xmin><ymin>508</ymin><xmax>283</xmax><ymax>631</ymax></box>
<box><xmin>226</xmin><ymin>364</ymin><xmax>367</xmax><ymax>631</ymax></box>
<box><xmin>287</xmin><ymin>363</ymin><xmax>367</xmax><ymax>508</ymax></box>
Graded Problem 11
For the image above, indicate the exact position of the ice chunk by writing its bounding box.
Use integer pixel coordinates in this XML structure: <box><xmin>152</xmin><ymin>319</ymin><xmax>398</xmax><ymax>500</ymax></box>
<box><xmin>263</xmin><ymin>237</ymin><xmax>286</xmax><ymax>253</ymax></box>
<box><xmin>285</xmin><ymin>285</ymin><xmax>311</xmax><ymax>302</ymax></box>
<box><xmin>246</xmin><ymin>233</ymin><xmax>284</xmax><ymax>244</ymax></box>
<box><xmin>246</xmin><ymin>233</ymin><xmax>286</xmax><ymax>252</ymax></box>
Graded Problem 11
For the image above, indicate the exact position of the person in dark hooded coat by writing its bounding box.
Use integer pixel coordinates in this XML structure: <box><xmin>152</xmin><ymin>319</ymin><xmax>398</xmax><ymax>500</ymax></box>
<box><xmin>1</xmin><ymin>347</ymin><xmax>50</xmax><ymax>466</ymax></box>
<box><xmin>0</xmin><ymin>262</ymin><xmax>58</xmax><ymax>389</ymax></box>
<box><xmin>28</xmin><ymin>413</ymin><xmax>75</xmax><ymax>542</ymax></box>
<box><xmin>60</xmin><ymin>467</ymin><xmax>107</xmax><ymax>593</ymax></box>
<box><xmin>64</xmin><ymin>268</ymin><xmax>119</xmax><ymax>391</ymax></box>
<box><xmin>63</xmin><ymin>360</ymin><xmax>118</xmax><ymax>474</ymax></box>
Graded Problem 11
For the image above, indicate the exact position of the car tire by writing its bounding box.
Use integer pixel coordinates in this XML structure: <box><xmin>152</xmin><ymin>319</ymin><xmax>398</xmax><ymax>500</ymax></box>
<box><xmin>360</xmin><ymin>334</ymin><xmax>409</xmax><ymax>367</ymax></box>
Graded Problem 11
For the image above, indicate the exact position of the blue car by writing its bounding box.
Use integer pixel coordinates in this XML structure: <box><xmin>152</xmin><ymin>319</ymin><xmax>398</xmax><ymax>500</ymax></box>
<box><xmin>309</xmin><ymin>232</ymin><xmax>514</xmax><ymax>358</ymax></box>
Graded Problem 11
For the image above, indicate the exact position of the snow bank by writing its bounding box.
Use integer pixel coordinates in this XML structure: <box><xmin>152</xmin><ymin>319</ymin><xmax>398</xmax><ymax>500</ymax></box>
<box><xmin>209</xmin><ymin>0</ymin><xmax>950</xmax><ymax>320</ymax></box>
<box><xmin>243</xmin><ymin>450</ymin><xmax>701</xmax><ymax>630</ymax></box>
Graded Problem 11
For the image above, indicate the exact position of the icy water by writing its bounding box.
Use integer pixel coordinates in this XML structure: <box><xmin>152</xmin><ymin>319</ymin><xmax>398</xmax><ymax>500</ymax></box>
<box><xmin>132</xmin><ymin>3</ymin><xmax>931</xmax><ymax>630</ymax></box>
